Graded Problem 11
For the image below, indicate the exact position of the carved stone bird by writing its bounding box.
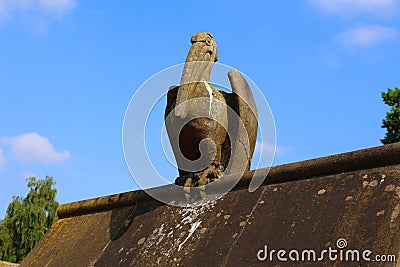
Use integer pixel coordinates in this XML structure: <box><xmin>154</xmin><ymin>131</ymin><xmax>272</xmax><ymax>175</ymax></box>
<box><xmin>165</xmin><ymin>32</ymin><xmax>258</xmax><ymax>193</ymax></box>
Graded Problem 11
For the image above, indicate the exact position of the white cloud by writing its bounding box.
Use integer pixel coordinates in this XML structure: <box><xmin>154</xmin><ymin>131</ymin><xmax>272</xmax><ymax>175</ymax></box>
<box><xmin>251</xmin><ymin>141</ymin><xmax>292</xmax><ymax>169</ymax></box>
<box><xmin>0</xmin><ymin>132</ymin><xmax>70</xmax><ymax>164</ymax></box>
<box><xmin>335</xmin><ymin>25</ymin><xmax>399</xmax><ymax>47</ymax></box>
<box><xmin>310</xmin><ymin>0</ymin><xmax>397</xmax><ymax>17</ymax></box>
<box><xmin>37</xmin><ymin>0</ymin><xmax>76</xmax><ymax>14</ymax></box>
<box><xmin>0</xmin><ymin>0</ymin><xmax>76</xmax><ymax>21</ymax></box>
<box><xmin>0</xmin><ymin>148</ymin><xmax>6</xmax><ymax>169</ymax></box>
<box><xmin>254</xmin><ymin>141</ymin><xmax>284</xmax><ymax>155</ymax></box>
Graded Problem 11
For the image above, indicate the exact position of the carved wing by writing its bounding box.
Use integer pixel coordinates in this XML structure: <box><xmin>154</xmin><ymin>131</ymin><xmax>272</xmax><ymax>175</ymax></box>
<box><xmin>164</xmin><ymin>85</ymin><xmax>185</xmax><ymax>176</ymax></box>
<box><xmin>224</xmin><ymin>70</ymin><xmax>258</xmax><ymax>174</ymax></box>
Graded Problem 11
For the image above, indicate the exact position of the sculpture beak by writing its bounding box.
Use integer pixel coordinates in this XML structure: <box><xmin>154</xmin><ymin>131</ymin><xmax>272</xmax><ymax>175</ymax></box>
<box><xmin>174</xmin><ymin>38</ymin><xmax>218</xmax><ymax>118</ymax></box>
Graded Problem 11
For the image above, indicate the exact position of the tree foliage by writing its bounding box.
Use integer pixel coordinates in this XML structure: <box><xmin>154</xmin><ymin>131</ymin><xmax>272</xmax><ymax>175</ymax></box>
<box><xmin>381</xmin><ymin>87</ymin><xmax>400</xmax><ymax>144</ymax></box>
<box><xmin>0</xmin><ymin>176</ymin><xmax>58</xmax><ymax>263</ymax></box>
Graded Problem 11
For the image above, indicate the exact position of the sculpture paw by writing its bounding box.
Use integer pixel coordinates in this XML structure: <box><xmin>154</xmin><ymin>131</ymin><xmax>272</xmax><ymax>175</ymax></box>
<box><xmin>183</xmin><ymin>177</ymin><xmax>192</xmax><ymax>201</ymax></box>
<box><xmin>198</xmin><ymin>174</ymin><xmax>209</xmax><ymax>199</ymax></box>
<box><xmin>175</xmin><ymin>166</ymin><xmax>223</xmax><ymax>201</ymax></box>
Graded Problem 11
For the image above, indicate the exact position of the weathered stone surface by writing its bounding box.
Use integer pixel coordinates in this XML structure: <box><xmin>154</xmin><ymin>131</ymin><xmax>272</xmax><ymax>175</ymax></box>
<box><xmin>0</xmin><ymin>261</ymin><xmax>19</xmax><ymax>267</ymax></box>
<box><xmin>20</xmin><ymin>142</ymin><xmax>400</xmax><ymax>266</ymax></box>
<box><xmin>165</xmin><ymin>32</ymin><xmax>258</xmax><ymax>188</ymax></box>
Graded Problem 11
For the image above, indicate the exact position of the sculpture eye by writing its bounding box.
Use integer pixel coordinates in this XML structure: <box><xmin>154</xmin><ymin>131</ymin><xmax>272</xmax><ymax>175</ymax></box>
<box><xmin>205</xmin><ymin>37</ymin><xmax>212</xmax><ymax>46</ymax></box>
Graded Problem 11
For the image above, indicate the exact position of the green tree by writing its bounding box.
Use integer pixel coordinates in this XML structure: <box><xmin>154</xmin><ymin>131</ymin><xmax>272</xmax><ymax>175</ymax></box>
<box><xmin>0</xmin><ymin>176</ymin><xmax>58</xmax><ymax>263</ymax></box>
<box><xmin>381</xmin><ymin>87</ymin><xmax>400</xmax><ymax>144</ymax></box>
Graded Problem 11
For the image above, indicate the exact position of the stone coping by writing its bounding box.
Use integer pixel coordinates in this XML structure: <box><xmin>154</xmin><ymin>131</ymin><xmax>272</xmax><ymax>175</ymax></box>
<box><xmin>57</xmin><ymin>142</ymin><xmax>400</xmax><ymax>219</ymax></box>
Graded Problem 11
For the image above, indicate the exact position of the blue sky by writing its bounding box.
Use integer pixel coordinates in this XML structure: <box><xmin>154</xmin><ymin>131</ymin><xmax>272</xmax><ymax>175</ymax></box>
<box><xmin>0</xmin><ymin>0</ymin><xmax>399</xmax><ymax>217</ymax></box>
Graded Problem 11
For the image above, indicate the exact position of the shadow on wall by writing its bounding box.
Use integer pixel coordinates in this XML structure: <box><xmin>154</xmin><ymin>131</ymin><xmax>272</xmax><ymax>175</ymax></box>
<box><xmin>109</xmin><ymin>199</ymin><xmax>164</xmax><ymax>241</ymax></box>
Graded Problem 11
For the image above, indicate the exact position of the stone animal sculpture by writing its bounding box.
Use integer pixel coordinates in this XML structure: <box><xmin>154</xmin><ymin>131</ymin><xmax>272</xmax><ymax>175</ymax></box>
<box><xmin>165</xmin><ymin>32</ymin><xmax>258</xmax><ymax>195</ymax></box>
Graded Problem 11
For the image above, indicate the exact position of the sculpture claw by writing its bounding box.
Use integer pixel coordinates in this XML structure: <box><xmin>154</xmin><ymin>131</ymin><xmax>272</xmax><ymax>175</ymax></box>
<box><xmin>183</xmin><ymin>178</ymin><xmax>192</xmax><ymax>201</ymax></box>
<box><xmin>199</xmin><ymin>186</ymin><xmax>207</xmax><ymax>200</ymax></box>
<box><xmin>177</xmin><ymin>165</ymin><xmax>223</xmax><ymax>201</ymax></box>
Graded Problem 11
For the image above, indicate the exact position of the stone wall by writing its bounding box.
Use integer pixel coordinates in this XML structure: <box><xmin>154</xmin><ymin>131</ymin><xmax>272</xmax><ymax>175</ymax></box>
<box><xmin>20</xmin><ymin>142</ymin><xmax>400</xmax><ymax>266</ymax></box>
<box><xmin>0</xmin><ymin>261</ymin><xmax>19</xmax><ymax>267</ymax></box>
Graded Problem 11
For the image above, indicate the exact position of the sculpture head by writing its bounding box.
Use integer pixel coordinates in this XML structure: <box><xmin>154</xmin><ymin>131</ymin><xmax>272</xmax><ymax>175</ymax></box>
<box><xmin>175</xmin><ymin>32</ymin><xmax>218</xmax><ymax>118</ymax></box>
<box><xmin>188</xmin><ymin>32</ymin><xmax>218</xmax><ymax>63</ymax></box>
